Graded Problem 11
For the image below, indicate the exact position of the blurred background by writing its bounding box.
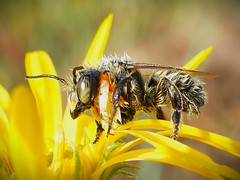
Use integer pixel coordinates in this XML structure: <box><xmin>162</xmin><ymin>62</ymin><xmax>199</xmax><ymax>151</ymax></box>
<box><xmin>0</xmin><ymin>0</ymin><xmax>239</xmax><ymax>179</ymax></box>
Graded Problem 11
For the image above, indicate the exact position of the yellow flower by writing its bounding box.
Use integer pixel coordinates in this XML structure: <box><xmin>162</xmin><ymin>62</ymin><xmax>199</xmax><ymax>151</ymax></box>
<box><xmin>1</xmin><ymin>13</ymin><xmax>240</xmax><ymax>180</ymax></box>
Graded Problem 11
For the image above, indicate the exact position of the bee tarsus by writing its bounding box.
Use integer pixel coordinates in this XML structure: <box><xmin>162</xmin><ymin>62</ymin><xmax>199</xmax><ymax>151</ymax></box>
<box><xmin>93</xmin><ymin>120</ymin><xmax>104</xmax><ymax>144</ymax></box>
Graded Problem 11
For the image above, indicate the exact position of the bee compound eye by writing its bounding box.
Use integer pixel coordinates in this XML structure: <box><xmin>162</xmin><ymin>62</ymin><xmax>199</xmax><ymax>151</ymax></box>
<box><xmin>77</xmin><ymin>77</ymin><xmax>91</xmax><ymax>104</ymax></box>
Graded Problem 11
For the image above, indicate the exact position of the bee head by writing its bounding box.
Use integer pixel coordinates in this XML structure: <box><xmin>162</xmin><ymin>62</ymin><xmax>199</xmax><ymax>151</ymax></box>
<box><xmin>26</xmin><ymin>67</ymin><xmax>101</xmax><ymax>119</ymax></box>
<box><xmin>67</xmin><ymin>72</ymin><xmax>93</xmax><ymax>119</ymax></box>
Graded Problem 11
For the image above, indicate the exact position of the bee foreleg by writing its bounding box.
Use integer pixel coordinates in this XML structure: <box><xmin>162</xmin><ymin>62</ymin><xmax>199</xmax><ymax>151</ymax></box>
<box><xmin>93</xmin><ymin>120</ymin><xmax>104</xmax><ymax>144</ymax></box>
<box><xmin>108</xmin><ymin>76</ymin><xmax>134</xmax><ymax>135</ymax></box>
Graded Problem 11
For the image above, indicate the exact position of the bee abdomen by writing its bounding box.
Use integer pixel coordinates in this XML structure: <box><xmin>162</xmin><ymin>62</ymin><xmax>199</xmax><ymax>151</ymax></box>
<box><xmin>147</xmin><ymin>71</ymin><xmax>206</xmax><ymax>115</ymax></box>
<box><xmin>175</xmin><ymin>74</ymin><xmax>206</xmax><ymax>115</ymax></box>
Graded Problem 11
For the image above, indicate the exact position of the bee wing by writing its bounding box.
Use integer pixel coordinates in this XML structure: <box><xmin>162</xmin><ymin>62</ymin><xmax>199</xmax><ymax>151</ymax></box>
<box><xmin>129</xmin><ymin>62</ymin><xmax>218</xmax><ymax>78</ymax></box>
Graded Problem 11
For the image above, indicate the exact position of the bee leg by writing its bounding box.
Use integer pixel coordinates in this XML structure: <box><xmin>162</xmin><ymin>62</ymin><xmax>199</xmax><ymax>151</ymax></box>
<box><xmin>93</xmin><ymin>120</ymin><xmax>104</xmax><ymax>144</ymax></box>
<box><xmin>107</xmin><ymin>77</ymin><xmax>134</xmax><ymax>136</ymax></box>
<box><xmin>120</xmin><ymin>107</ymin><xmax>135</xmax><ymax>124</ymax></box>
<box><xmin>163</xmin><ymin>77</ymin><xmax>183</xmax><ymax>140</ymax></box>
<box><xmin>156</xmin><ymin>108</ymin><xmax>165</xmax><ymax>119</ymax></box>
<box><xmin>171</xmin><ymin>110</ymin><xmax>181</xmax><ymax>140</ymax></box>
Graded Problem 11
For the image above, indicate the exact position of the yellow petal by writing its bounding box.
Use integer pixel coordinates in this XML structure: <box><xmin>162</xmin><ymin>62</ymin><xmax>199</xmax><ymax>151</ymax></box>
<box><xmin>25</xmin><ymin>51</ymin><xmax>62</xmax><ymax>139</ymax></box>
<box><xmin>178</xmin><ymin>125</ymin><xmax>240</xmax><ymax>158</ymax></box>
<box><xmin>9</xmin><ymin>85</ymin><xmax>47</xmax><ymax>179</ymax></box>
<box><xmin>63</xmin><ymin>106</ymin><xmax>77</xmax><ymax>143</ymax></box>
<box><xmin>0</xmin><ymin>106</ymin><xmax>12</xmax><ymax>176</ymax></box>
<box><xmin>107</xmin><ymin>149</ymin><xmax>240</xmax><ymax>180</ymax></box>
<box><xmin>49</xmin><ymin>126</ymin><xmax>65</xmax><ymax>173</ymax></box>
<box><xmin>63</xmin><ymin>107</ymin><xmax>96</xmax><ymax>145</ymax></box>
<box><xmin>0</xmin><ymin>168</ymin><xmax>9</xmax><ymax>180</ymax></box>
<box><xmin>83</xmin><ymin>13</ymin><xmax>113</xmax><ymax>66</ymax></box>
<box><xmin>94</xmin><ymin>130</ymin><xmax>240</xmax><ymax>179</ymax></box>
<box><xmin>0</xmin><ymin>85</ymin><xmax>10</xmax><ymax>170</ymax></box>
<box><xmin>110</xmin><ymin>138</ymin><xmax>142</xmax><ymax>158</ymax></box>
<box><xmin>119</xmin><ymin>119</ymin><xmax>240</xmax><ymax>158</ymax></box>
<box><xmin>58</xmin><ymin>142</ymin><xmax>81</xmax><ymax>179</ymax></box>
<box><xmin>59</xmin><ymin>159</ymin><xmax>74</xmax><ymax>179</ymax></box>
<box><xmin>125</xmin><ymin>130</ymin><xmax>240</xmax><ymax>179</ymax></box>
<box><xmin>0</xmin><ymin>85</ymin><xmax>10</xmax><ymax>114</ymax></box>
<box><xmin>0</xmin><ymin>106</ymin><xmax>9</xmax><ymax>143</ymax></box>
<box><xmin>93</xmin><ymin>148</ymin><xmax>223</xmax><ymax>180</ymax></box>
<box><xmin>183</xmin><ymin>47</ymin><xmax>213</xmax><ymax>70</ymax></box>
<box><xmin>118</xmin><ymin>119</ymin><xmax>169</xmax><ymax>131</ymax></box>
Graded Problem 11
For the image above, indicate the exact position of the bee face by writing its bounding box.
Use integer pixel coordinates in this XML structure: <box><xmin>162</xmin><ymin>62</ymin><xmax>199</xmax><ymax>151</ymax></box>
<box><xmin>68</xmin><ymin>69</ymin><xmax>101</xmax><ymax>119</ymax></box>
<box><xmin>67</xmin><ymin>77</ymin><xmax>91</xmax><ymax>119</ymax></box>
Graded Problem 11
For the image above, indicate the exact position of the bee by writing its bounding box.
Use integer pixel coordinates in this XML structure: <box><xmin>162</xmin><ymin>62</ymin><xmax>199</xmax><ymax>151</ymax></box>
<box><xmin>26</xmin><ymin>54</ymin><xmax>216</xmax><ymax>143</ymax></box>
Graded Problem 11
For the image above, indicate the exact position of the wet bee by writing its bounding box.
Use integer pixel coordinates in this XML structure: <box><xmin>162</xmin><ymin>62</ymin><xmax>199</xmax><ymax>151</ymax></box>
<box><xmin>26</xmin><ymin>54</ymin><xmax>216</xmax><ymax>143</ymax></box>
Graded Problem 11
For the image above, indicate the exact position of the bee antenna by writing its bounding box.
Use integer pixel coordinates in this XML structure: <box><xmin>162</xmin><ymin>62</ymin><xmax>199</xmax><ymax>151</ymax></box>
<box><xmin>25</xmin><ymin>74</ymin><xmax>69</xmax><ymax>86</ymax></box>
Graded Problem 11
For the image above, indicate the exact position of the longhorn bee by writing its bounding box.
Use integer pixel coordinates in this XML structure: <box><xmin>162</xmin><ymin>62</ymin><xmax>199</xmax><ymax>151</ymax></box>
<box><xmin>26</xmin><ymin>54</ymin><xmax>216</xmax><ymax>143</ymax></box>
